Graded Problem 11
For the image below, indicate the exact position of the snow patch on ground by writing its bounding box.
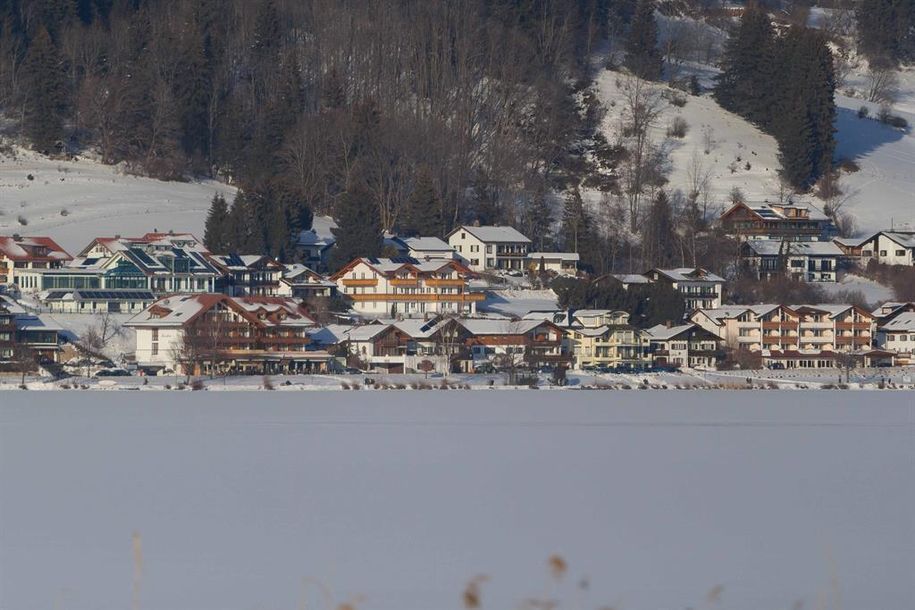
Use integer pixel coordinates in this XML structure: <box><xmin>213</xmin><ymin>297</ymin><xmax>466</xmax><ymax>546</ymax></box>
<box><xmin>820</xmin><ymin>273</ymin><xmax>896</xmax><ymax>305</ymax></box>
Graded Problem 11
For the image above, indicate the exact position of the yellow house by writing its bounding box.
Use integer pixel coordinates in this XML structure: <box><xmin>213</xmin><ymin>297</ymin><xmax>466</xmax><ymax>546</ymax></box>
<box><xmin>562</xmin><ymin>310</ymin><xmax>648</xmax><ymax>370</ymax></box>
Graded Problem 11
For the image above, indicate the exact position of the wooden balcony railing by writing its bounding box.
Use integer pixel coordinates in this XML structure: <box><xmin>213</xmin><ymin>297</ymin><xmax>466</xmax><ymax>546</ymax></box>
<box><xmin>835</xmin><ymin>322</ymin><xmax>872</xmax><ymax>330</ymax></box>
<box><xmin>390</xmin><ymin>278</ymin><xmax>419</xmax><ymax>287</ymax></box>
<box><xmin>341</xmin><ymin>278</ymin><xmax>378</xmax><ymax>287</ymax></box>
<box><xmin>349</xmin><ymin>293</ymin><xmax>484</xmax><ymax>303</ymax></box>
<box><xmin>425</xmin><ymin>278</ymin><xmax>466</xmax><ymax>288</ymax></box>
<box><xmin>762</xmin><ymin>321</ymin><xmax>798</xmax><ymax>330</ymax></box>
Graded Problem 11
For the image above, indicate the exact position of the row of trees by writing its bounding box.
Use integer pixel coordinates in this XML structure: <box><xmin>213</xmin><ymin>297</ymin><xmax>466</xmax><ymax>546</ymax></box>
<box><xmin>856</xmin><ymin>0</ymin><xmax>915</xmax><ymax>66</ymax></box>
<box><xmin>714</xmin><ymin>8</ymin><xmax>836</xmax><ymax>189</ymax></box>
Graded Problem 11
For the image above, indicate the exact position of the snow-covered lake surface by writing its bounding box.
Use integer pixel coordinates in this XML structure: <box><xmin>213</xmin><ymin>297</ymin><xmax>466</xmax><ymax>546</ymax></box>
<box><xmin>1</xmin><ymin>391</ymin><xmax>912</xmax><ymax>610</ymax></box>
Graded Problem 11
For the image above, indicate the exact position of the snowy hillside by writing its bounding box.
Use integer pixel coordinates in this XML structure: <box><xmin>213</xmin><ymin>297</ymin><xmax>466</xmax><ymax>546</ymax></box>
<box><xmin>0</xmin><ymin>148</ymin><xmax>236</xmax><ymax>253</ymax></box>
<box><xmin>595</xmin><ymin>67</ymin><xmax>915</xmax><ymax>235</ymax></box>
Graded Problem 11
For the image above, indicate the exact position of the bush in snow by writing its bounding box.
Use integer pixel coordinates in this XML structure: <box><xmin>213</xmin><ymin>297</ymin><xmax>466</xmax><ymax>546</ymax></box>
<box><xmin>667</xmin><ymin>116</ymin><xmax>689</xmax><ymax>138</ymax></box>
<box><xmin>858</xmin><ymin>105</ymin><xmax>870</xmax><ymax>119</ymax></box>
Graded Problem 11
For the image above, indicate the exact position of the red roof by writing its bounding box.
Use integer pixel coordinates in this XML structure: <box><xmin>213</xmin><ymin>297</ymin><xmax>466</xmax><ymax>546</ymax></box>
<box><xmin>0</xmin><ymin>236</ymin><xmax>72</xmax><ymax>263</ymax></box>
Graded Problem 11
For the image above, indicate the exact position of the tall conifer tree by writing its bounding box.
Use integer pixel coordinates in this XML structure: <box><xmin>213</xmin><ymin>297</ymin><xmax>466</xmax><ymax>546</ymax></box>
<box><xmin>624</xmin><ymin>0</ymin><xmax>661</xmax><ymax>80</ymax></box>
<box><xmin>21</xmin><ymin>27</ymin><xmax>68</xmax><ymax>153</ymax></box>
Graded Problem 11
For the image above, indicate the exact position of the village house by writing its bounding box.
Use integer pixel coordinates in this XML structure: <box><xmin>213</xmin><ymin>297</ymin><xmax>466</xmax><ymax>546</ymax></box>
<box><xmin>524</xmin><ymin>252</ymin><xmax>580</xmax><ymax>275</ymax></box>
<box><xmin>277</xmin><ymin>265</ymin><xmax>336</xmax><ymax>300</ymax></box>
<box><xmin>386</xmin><ymin>236</ymin><xmax>456</xmax><ymax>260</ymax></box>
<box><xmin>210</xmin><ymin>254</ymin><xmax>284</xmax><ymax>296</ymax></box>
<box><xmin>0</xmin><ymin>235</ymin><xmax>72</xmax><ymax>289</ymax></box>
<box><xmin>690</xmin><ymin>303</ymin><xmax>876</xmax><ymax>368</ymax></box>
<box><xmin>739</xmin><ymin>239</ymin><xmax>843</xmax><ymax>282</ymax></box>
<box><xmin>643</xmin><ymin>323</ymin><xmax>724</xmax><ymax>369</ymax></box>
<box><xmin>644</xmin><ymin>268</ymin><xmax>725</xmax><ymax>310</ymax></box>
<box><xmin>331</xmin><ymin>257</ymin><xmax>483</xmax><ymax>317</ymax></box>
<box><xmin>125</xmin><ymin>294</ymin><xmax>329</xmax><ymax>375</ymax></box>
<box><xmin>0</xmin><ymin>294</ymin><xmax>64</xmax><ymax>367</ymax></box>
<box><xmin>719</xmin><ymin>201</ymin><xmax>836</xmax><ymax>240</ymax></box>
<box><xmin>41</xmin><ymin>289</ymin><xmax>155</xmax><ymax>314</ymax></box>
<box><xmin>834</xmin><ymin>230</ymin><xmax>915</xmax><ymax>266</ymax></box>
<box><xmin>446</xmin><ymin>225</ymin><xmax>532</xmax><ymax>272</ymax></box>
<box><xmin>551</xmin><ymin>309</ymin><xmax>647</xmax><ymax>370</ymax></box>
<box><xmin>455</xmin><ymin>318</ymin><xmax>567</xmax><ymax>372</ymax></box>
<box><xmin>23</xmin><ymin>233</ymin><xmax>222</xmax><ymax>298</ymax></box>
<box><xmin>876</xmin><ymin>311</ymin><xmax>915</xmax><ymax>364</ymax></box>
<box><xmin>297</xmin><ymin>227</ymin><xmax>335</xmax><ymax>271</ymax></box>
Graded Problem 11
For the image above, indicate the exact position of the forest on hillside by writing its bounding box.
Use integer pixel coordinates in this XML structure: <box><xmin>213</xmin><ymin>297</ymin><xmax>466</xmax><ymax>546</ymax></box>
<box><xmin>1</xmin><ymin>0</ymin><xmax>623</xmax><ymax>262</ymax></box>
<box><xmin>1</xmin><ymin>1</ymin><xmax>912</xmax><ymax>272</ymax></box>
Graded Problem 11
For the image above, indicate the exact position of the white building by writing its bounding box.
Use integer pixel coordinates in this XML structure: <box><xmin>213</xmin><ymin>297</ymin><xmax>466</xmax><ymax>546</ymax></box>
<box><xmin>740</xmin><ymin>240</ymin><xmax>842</xmax><ymax>282</ymax></box>
<box><xmin>876</xmin><ymin>312</ymin><xmax>915</xmax><ymax>364</ymax></box>
<box><xmin>524</xmin><ymin>252</ymin><xmax>579</xmax><ymax>275</ymax></box>
<box><xmin>446</xmin><ymin>225</ymin><xmax>531</xmax><ymax>272</ymax></box>
<box><xmin>644</xmin><ymin>268</ymin><xmax>726</xmax><ymax>310</ymax></box>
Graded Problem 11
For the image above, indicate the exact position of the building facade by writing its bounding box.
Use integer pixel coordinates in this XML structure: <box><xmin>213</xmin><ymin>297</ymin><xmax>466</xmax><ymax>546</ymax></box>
<box><xmin>447</xmin><ymin>225</ymin><xmax>532</xmax><ymax>271</ymax></box>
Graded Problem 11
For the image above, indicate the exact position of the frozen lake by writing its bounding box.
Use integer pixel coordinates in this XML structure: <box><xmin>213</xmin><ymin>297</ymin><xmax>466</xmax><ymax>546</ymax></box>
<box><xmin>1</xmin><ymin>391</ymin><xmax>913</xmax><ymax>610</ymax></box>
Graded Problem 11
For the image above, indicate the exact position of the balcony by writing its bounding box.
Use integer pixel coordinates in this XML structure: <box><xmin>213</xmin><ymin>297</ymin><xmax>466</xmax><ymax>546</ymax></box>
<box><xmin>425</xmin><ymin>278</ymin><xmax>466</xmax><ymax>288</ymax></box>
<box><xmin>835</xmin><ymin>336</ymin><xmax>871</xmax><ymax>346</ymax></box>
<box><xmin>342</xmin><ymin>278</ymin><xmax>378</xmax><ymax>287</ymax></box>
<box><xmin>349</xmin><ymin>293</ymin><xmax>485</xmax><ymax>303</ymax></box>
<box><xmin>835</xmin><ymin>322</ymin><xmax>872</xmax><ymax>331</ymax></box>
<box><xmin>762</xmin><ymin>321</ymin><xmax>798</xmax><ymax>330</ymax></box>
<box><xmin>390</xmin><ymin>277</ymin><xmax>419</xmax><ymax>287</ymax></box>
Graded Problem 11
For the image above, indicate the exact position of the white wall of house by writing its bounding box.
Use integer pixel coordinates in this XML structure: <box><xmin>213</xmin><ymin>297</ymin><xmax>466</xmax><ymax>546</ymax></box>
<box><xmin>874</xmin><ymin>235</ymin><xmax>914</xmax><ymax>266</ymax></box>
<box><xmin>134</xmin><ymin>327</ymin><xmax>183</xmax><ymax>371</ymax></box>
<box><xmin>448</xmin><ymin>231</ymin><xmax>489</xmax><ymax>271</ymax></box>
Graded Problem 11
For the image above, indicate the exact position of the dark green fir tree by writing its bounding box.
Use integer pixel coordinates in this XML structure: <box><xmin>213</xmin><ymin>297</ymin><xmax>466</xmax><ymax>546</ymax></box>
<box><xmin>624</xmin><ymin>0</ymin><xmax>661</xmax><ymax>80</ymax></box>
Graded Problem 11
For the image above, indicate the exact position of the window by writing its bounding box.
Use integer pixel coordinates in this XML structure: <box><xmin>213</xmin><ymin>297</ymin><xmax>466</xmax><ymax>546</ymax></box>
<box><xmin>880</xmin><ymin>250</ymin><xmax>887</xmax><ymax>256</ymax></box>
<box><xmin>151</xmin><ymin>328</ymin><xmax>159</xmax><ymax>356</ymax></box>
<box><xmin>896</xmin><ymin>250</ymin><xmax>906</xmax><ymax>256</ymax></box>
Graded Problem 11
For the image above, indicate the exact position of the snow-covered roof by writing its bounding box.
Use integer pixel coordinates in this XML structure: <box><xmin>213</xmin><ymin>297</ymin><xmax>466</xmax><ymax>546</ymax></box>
<box><xmin>880</xmin><ymin>232</ymin><xmax>915</xmax><ymax>249</ymax></box>
<box><xmin>0</xmin><ymin>235</ymin><xmax>72</xmax><ymax>262</ymax></box>
<box><xmin>744</xmin><ymin>240</ymin><xmax>843</xmax><ymax>256</ymax></box>
<box><xmin>611</xmin><ymin>273</ymin><xmax>650</xmax><ymax>284</ymax></box>
<box><xmin>335</xmin><ymin>257</ymin><xmax>470</xmax><ymax>278</ymax></box>
<box><xmin>644</xmin><ymin>323</ymin><xmax>694</xmax><ymax>341</ymax></box>
<box><xmin>651</xmin><ymin>268</ymin><xmax>726</xmax><ymax>283</ymax></box>
<box><xmin>307</xmin><ymin>324</ymin><xmax>353</xmax><ymax>345</ymax></box>
<box><xmin>526</xmin><ymin>252</ymin><xmax>580</xmax><ymax>261</ymax></box>
<box><xmin>343</xmin><ymin>324</ymin><xmax>393</xmax><ymax>342</ymax></box>
<box><xmin>449</xmin><ymin>225</ymin><xmax>532</xmax><ymax>244</ymax></box>
<box><xmin>298</xmin><ymin>216</ymin><xmax>338</xmax><ymax>248</ymax></box>
<box><xmin>398</xmin><ymin>236</ymin><xmax>453</xmax><ymax>252</ymax></box>
<box><xmin>0</xmin><ymin>294</ymin><xmax>27</xmax><ymax>315</ymax></box>
<box><xmin>879</xmin><ymin>312</ymin><xmax>915</xmax><ymax>331</ymax></box>
<box><xmin>126</xmin><ymin>295</ymin><xmax>315</xmax><ymax>328</ymax></box>
<box><xmin>16</xmin><ymin>314</ymin><xmax>64</xmax><ymax>332</ymax></box>
<box><xmin>457</xmin><ymin>318</ymin><xmax>545</xmax><ymax>335</ymax></box>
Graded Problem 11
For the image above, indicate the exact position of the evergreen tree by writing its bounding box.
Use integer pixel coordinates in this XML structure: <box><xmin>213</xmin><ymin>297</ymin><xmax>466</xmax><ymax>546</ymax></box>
<box><xmin>399</xmin><ymin>167</ymin><xmax>443</xmax><ymax>237</ymax></box>
<box><xmin>560</xmin><ymin>189</ymin><xmax>587</xmax><ymax>253</ymax></box>
<box><xmin>856</xmin><ymin>0</ymin><xmax>915</xmax><ymax>64</ymax></box>
<box><xmin>331</xmin><ymin>173</ymin><xmax>382</xmax><ymax>269</ymax></box>
<box><xmin>21</xmin><ymin>27</ymin><xmax>68</xmax><ymax>153</ymax></box>
<box><xmin>713</xmin><ymin>7</ymin><xmax>778</xmax><ymax>129</ymax></box>
<box><xmin>204</xmin><ymin>193</ymin><xmax>230</xmax><ymax>253</ymax></box>
<box><xmin>624</xmin><ymin>0</ymin><xmax>661</xmax><ymax>80</ymax></box>
<box><xmin>641</xmin><ymin>190</ymin><xmax>677</xmax><ymax>268</ymax></box>
<box><xmin>522</xmin><ymin>188</ymin><xmax>554</xmax><ymax>252</ymax></box>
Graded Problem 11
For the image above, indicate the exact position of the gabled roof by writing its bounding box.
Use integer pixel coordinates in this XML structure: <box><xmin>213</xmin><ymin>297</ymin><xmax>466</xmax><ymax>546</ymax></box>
<box><xmin>447</xmin><ymin>225</ymin><xmax>532</xmax><ymax>244</ymax></box>
<box><xmin>395</xmin><ymin>236</ymin><xmax>453</xmax><ymax>252</ymax></box>
<box><xmin>743</xmin><ymin>240</ymin><xmax>843</xmax><ymax>256</ymax></box>
<box><xmin>610</xmin><ymin>273</ymin><xmax>650</xmax><ymax>285</ymax></box>
<box><xmin>456</xmin><ymin>318</ymin><xmax>553</xmax><ymax>336</ymax></box>
<box><xmin>880</xmin><ymin>312</ymin><xmax>915</xmax><ymax>331</ymax></box>
<box><xmin>0</xmin><ymin>294</ymin><xmax>27</xmax><ymax>315</ymax></box>
<box><xmin>649</xmin><ymin>268</ymin><xmax>726</xmax><ymax>283</ymax></box>
<box><xmin>330</xmin><ymin>257</ymin><xmax>473</xmax><ymax>280</ymax></box>
<box><xmin>0</xmin><ymin>236</ymin><xmax>72</xmax><ymax>263</ymax></box>
<box><xmin>644</xmin><ymin>323</ymin><xmax>695</xmax><ymax>341</ymax></box>
<box><xmin>210</xmin><ymin>254</ymin><xmax>282</xmax><ymax>271</ymax></box>
<box><xmin>125</xmin><ymin>294</ymin><xmax>315</xmax><ymax>328</ymax></box>
<box><xmin>879</xmin><ymin>232</ymin><xmax>915</xmax><ymax>249</ymax></box>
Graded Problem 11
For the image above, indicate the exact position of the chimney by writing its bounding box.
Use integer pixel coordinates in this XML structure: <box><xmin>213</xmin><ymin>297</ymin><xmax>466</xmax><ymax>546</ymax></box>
<box><xmin>12</xmin><ymin>234</ymin><xmax>21</xmax><ymax>241</ymax></box>
<box><xmin>665</xmin><ymin>320</ymin><xmax>672</xmax><ymax>328</ymax></box>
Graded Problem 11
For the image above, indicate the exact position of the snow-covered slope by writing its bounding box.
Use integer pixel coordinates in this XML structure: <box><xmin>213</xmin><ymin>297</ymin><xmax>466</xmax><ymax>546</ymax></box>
<box><xmin>0</xmin><ymin>148</ymin><xmax>236</xmax><ymax>253</ymax></box>
<box><xmin>594</xmin><ymin>60</ymin><xmax>915</xmax><ymax>236</ymax></box>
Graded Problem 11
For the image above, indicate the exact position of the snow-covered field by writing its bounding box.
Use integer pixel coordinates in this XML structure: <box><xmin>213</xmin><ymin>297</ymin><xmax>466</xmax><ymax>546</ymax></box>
<box><xmin>1</xmin><ymin>391</ymin><xmax>912</xmax><ymax>610</ymax></box>
<box><xmin>0</xmin><ymin>148</ymin><xmax>235</xmax><ymax>253</ymax></box>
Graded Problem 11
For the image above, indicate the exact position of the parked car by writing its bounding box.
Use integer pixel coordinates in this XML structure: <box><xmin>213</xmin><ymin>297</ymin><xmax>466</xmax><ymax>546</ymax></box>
<box><xmin>342</xmin><ymin>367</ymin><xmax>362</xmax><ymax>374</ymax></box>
<box><xmin>94</xmin><ymin>368</ymin><xmax>131</xmax><ymax>377</ymax></box>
